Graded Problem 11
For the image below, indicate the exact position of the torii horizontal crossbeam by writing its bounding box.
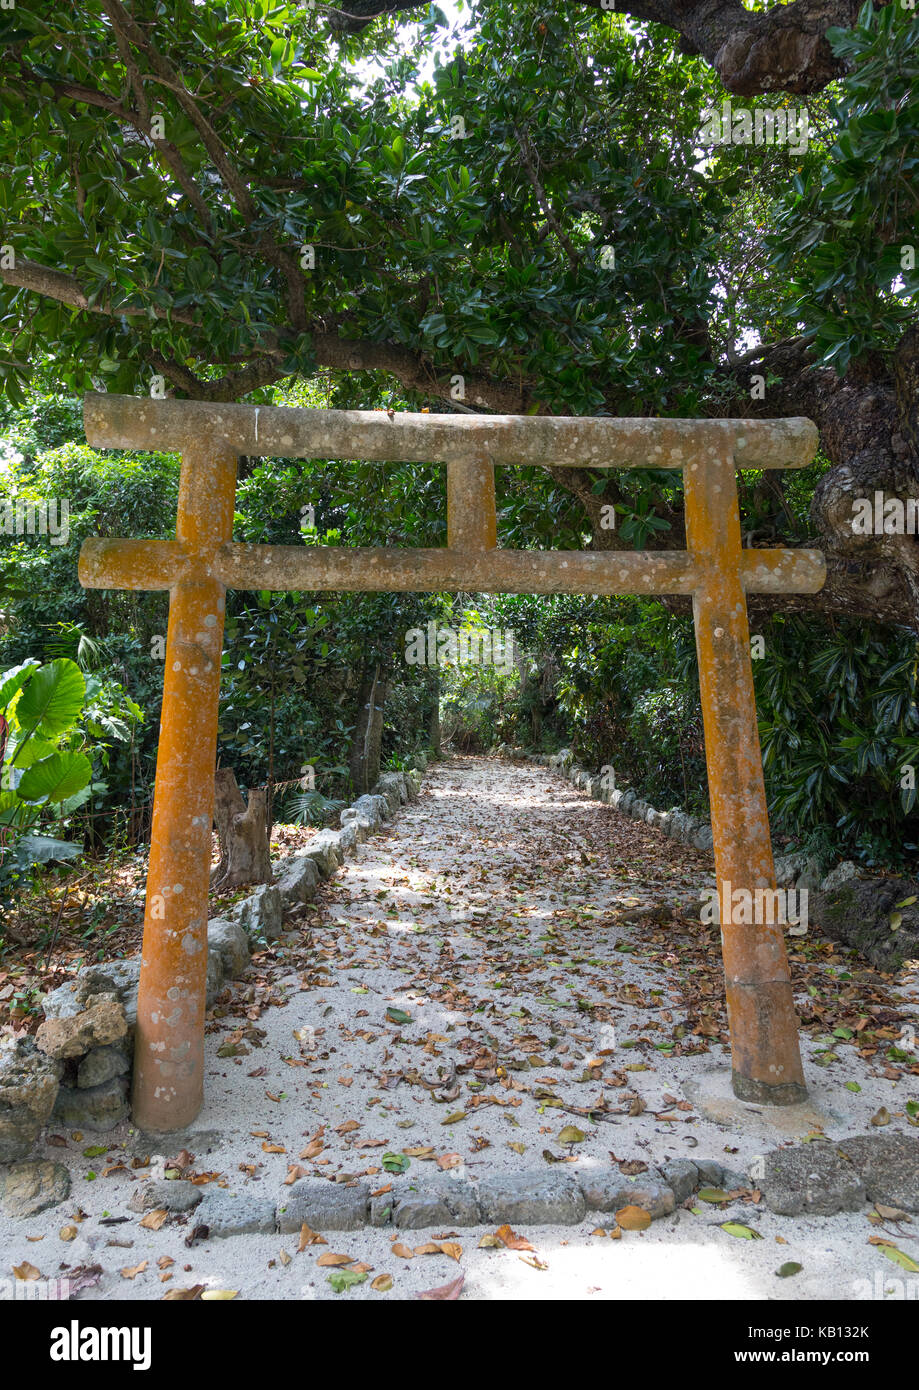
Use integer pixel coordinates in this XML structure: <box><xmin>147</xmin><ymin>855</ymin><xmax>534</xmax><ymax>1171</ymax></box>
<box><xmin>80</xmin><ymin>538</ymin><xmax>826</xmax><ymax>596</ymax></box>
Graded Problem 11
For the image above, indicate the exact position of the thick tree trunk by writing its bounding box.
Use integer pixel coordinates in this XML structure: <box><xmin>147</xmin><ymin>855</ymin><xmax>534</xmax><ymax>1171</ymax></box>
<box><xmin>211</xmin><ymin>766</ymin><xmax>272</xmax><ymax>891</ymax></box>
<box><xmin>551</xmin><ymin>330</ymin><xmax>919</xmax><ymax>636</ymax></box>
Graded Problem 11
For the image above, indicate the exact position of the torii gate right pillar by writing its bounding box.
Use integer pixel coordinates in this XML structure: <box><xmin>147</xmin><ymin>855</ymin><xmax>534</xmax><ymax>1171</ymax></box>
<box><xmin>685</xmin><ymin>452</ymin><xmax>806</xmax><ymax>1103</ymax></box>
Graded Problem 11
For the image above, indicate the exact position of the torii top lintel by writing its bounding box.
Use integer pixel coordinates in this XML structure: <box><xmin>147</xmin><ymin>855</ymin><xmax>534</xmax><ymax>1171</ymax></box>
<box><xmin>84</xmin><ymin>392</ymin><xmax>817</xmax><ymax>471</ymax></box>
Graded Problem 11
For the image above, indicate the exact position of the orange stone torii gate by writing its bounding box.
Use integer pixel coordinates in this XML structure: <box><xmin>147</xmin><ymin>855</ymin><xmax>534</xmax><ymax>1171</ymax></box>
<box><xmin>79</xmin><ymin>394</ymin><xmax>825</xmax><ymax>1133</ymax></box>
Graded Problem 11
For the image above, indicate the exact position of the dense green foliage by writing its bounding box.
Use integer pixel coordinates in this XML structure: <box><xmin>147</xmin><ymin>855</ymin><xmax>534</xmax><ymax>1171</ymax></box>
<box><xmin>0</xmin><ymin>1</ymin><xmax>917</xmax><ymax>896</ymax></box>
<box><xmin>2</xmin><ymin>2</ymin><xmax>912</xmax><ymax>407</ymax></box>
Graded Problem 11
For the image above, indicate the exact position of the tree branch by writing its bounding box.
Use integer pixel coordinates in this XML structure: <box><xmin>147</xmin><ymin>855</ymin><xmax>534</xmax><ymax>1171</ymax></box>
<box><xmin>0</xmin><ymin>256</ymin><xmax>533</xmax><ymax>411</ymax></box>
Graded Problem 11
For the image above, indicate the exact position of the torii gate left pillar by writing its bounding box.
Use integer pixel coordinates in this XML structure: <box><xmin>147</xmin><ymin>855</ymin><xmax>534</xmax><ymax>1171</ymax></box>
<box><xmin>81</xmin><ymin>394</ymin><xmax>824</xmax><ymax>1131</ymax></box>
<box><xmin>128</xmin><ymin>440</ymin><xmax>236</xmax><ymax>1128</ymax></box>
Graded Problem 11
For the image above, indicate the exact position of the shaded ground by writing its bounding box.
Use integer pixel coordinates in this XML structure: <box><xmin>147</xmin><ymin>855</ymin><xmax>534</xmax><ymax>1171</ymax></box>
<box><xmin>0</xmin><ymin>824</ymin><xmax>315</xmax><ymax>1032</ymax></box>
<box><xmin>2</xmin><ymin>754</ymin><xmax>918</xmax><ymax>1301</ymax></box>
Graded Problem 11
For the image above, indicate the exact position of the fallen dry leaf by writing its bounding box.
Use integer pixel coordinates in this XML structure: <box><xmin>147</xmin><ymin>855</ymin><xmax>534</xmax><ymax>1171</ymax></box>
<box><xmin>615</xmin><ymin>1205</ymin><xmax>652</xmax><ymax>1231</ymax></box>
<box><xmin>120</xmin><ymin>1260</ymin><xmax>148</xmax><ymax>1280</ymax></box>
<box><xmin>316</xmin><ymin>1252</ymin><xmax>355</xmax><ymax>1267</ymax></box>
<box><xmin>875</xmin><ymin>1204</ymin><xmax>911</xmax><ymax>1222</ymax></box>
<box><xmin>139</xmin><ymin>1209</ymin><xmax>168</xmax><ymax>1231</ymax></box>
<box><xmin>496</xmin><ymin>1223</ymin><xmax>535</xmax><ymax>1252</ymax></box>
<box><xmin>298</xmin><ymin>1223</ymin><xmax>327</xmax><ymax>1251</ymax></box>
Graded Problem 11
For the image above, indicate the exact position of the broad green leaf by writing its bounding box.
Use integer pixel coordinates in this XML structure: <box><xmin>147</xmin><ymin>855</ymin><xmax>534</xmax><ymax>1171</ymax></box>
<box><xmin>13</xmin><ymin>835</ymin><xmax>81</xmax><ymax>865</ymax></box>
<box><xmin>0</xmin><ymin>660</ymin><xmax>39</xmax><ymax>713</ymax></box>
<box><xmin>14</xmin><ymin>659</ymin><xmax>85</xmax><ymax>740</ymax></box>
<box><xmin>18</xmin><ymin>751</ymin><xmax>92</xmax><ymax>804</ymax></box>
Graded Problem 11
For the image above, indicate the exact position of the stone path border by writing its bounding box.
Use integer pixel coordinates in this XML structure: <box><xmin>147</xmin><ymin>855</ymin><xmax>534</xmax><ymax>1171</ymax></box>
<box><xmin>120</xmin><ymin>1131</ymin><xmax>919</xmax><ymax>1237</ymax></box>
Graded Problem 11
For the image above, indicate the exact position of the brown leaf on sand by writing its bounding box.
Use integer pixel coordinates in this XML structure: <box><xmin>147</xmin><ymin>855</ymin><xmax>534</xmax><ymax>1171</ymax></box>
<box><xmin>298</xmin><ymin>1223</ymin><xmax>327</xmax><ymax>1251</ymax></box>
<box><xmin>616</xmin><ymin>1205</ymin><xmax>652</xmax><ymax>1231</ymax></box>
<box><xmin>496</xmin><ymin>1223</ymin><xmax>535</xmax><ymax>1251</ymax></box>
<box><xmin>392</xmin><ymin>1243</ymin><xmax>414</xmax><ymax>1259</ymax></box>
<box><xmin>413</xmin><ymin>1240</ymin><xmax>462</xmax><ymax>1261</ymax></box>
<box><xmin>416</xmin><ymin>1273</ymin><xmax>464</xmax><ymax>1300</ymax></box>
<box><xmin>316</xmin><ymin>1252</ymin><xmax>354</xmax><ymax>1267</ymax></box>
<box><xmin>121</xmin><ymin>1260</ymin><xmax>148</xmax><ymax>1279</ymax></box>
<box><xmin>12</xmin><ymin>1262</ymin><xmax>41</xmax><ymax>1282</ymax></box>
<box><xmin>139</xmin><ymin>1209</ymin><xmax>168</xmax><ymax>1231</ymax></box>
<box><xmin>284</xmin><ymin>1164</ymin><xmax>309</xmax><ymax>1185</ymax></box>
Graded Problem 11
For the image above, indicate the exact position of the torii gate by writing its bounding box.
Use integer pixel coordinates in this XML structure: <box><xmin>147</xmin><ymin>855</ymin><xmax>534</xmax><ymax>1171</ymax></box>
<box><xmin>79</xmin><ymin>394</ymin><xmax>824</xmax><ymax>1132</ymax></box>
